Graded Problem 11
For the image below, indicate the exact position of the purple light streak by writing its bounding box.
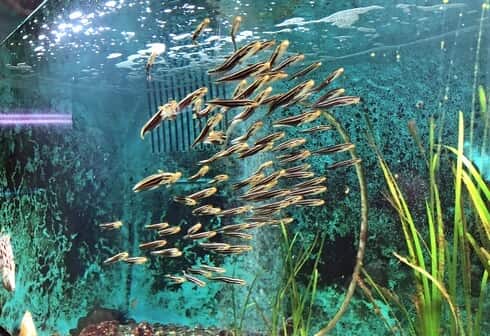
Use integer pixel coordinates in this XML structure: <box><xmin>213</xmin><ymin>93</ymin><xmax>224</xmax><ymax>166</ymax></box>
<box><xmin>0</xmin><ymin>113</ymin><xmax>72</xmax><ymax>126</ymax></box>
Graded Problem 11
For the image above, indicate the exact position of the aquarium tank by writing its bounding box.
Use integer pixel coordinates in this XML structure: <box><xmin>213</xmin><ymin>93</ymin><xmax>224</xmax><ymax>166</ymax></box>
<box><xmin>0</xmin><ymin>0</ymin><xmax>489</xmax><ymax>335</ymax></box>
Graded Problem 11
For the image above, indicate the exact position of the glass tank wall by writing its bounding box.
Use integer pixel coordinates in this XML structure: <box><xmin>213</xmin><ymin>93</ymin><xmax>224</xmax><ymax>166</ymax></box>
<box><xmin>0</xmin><ymin>0</ymin><xmax>489</xmax><ymax>335</ymax></box>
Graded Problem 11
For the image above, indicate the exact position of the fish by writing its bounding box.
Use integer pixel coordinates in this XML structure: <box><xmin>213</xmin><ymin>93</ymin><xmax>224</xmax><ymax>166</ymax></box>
<box><xmin>133</xmin><ymin>171</ymin><xmax>181</xmax><ymax>192</ymax></box>
<box><xmin>251</xmin><ymin>208</ymin><xmax>282</xmax><ymax>216</ymax></box>
<box><xmin>251</xmin><ymin>161</ymin><xmax>274</xmax><ymax>177</ymax></box>
<box><xmin>238</xmin><ymin>142</ymin><xmax>274</xmax><ymax>159</ymax></box>
<box><xmin>158</xmin><ymin>226</ymin><xmax>182</xmax><ymax>236</ymax></box>
<box><xmin>234</xmin><ymin>75</ymin><xmax>270</xmax><ymax>100</ymax></box>
<box><xmin>313</xmin><ymin>67</ymin><xmax>344</xmax><ymax>92</ymax></box>
<box><xmin>159</xmin><ymin>101</ymin><xmax>180</xmax><ymax>121</ymax></box>
<box><xmin>312</xmin><ymin>95</ymin><xmax>361</xmax><ymax>109</ymax></box>
<box><xmin>145</xmin><ymin>51</ymin><xmax>158</xmax><ymax>78</ymax></box>
<box><xmin>145</xmin><ymin>222</ymin><xmax>169</xmax><ymax>230</ymax></box>
<box><xmin>187</xmin><ymin>222</ymin><xmax>202</xmax><ymax>235</ymax></box>
<box><xmin>222</xmin><ymin>231</ymin><xmax>253</xmax><ymax>240</ymax></box>
<box><xmin>253</xmin><ymin>196</ymin><xmax>303</xmax><ymax>212</ymax></box>
<box><xmin>269</xmin><ymin>40</ymin><xmax>289</xmax><ymax>66</ymax></box>
<box><xmin>0</xmin><ymin>234</ymin><xmax>15</xmax><ymax>292</ymax></box>
<box><xmin>272</xmin><ymin>138</ymin><xmax>306</xmax><ymax>152</ymax></box>
<box><xmin>251</xmin><ymin>169</ymin><xmax>286</xmax><ymax>188</ymax></box>
<box><xmin>213</xmin><ymin>245</ymin><xmax>253</xmax><ymax>254</ymax></box>
<box><xmin>124</xmin><ymin>256</ymin><xmax>148</xmax><ymax>265</ymax></box>
<box><xmin>218</xmin><ymin>223</ymin><xmax>254</xmax><ymax>232</ymax></box>
<box><xmin>273</xmin><ymin>110</ymin><xmax>321</xmax><ymax>128</ymax></box>
<box><xmin>103</xmin><ymin>252</ymin><xmax>129</xmax><ymax>265</ymax></box>
<box><xmin>208</xmin><ymin>174</ymin><xmax>229</xmax><ymax>184</ymax></box>
<box><xmin>292</xmin><ymin>177</ymin><xmax>326</xmax><ymax>189</ymax></box>
<box><xmin>272</xmin><ymin>53</ymin><xmax>304</xmax><ymax>72</ymax></box>
<box><xmin>210</xmin><ymin>276</ymin><xmax>246</xmax><ymax>285</ymax></box>
<box><xmin>294</xmin><ymin>198</ymin><xmax>325</xmax><ymax>207</ymax></box>
<box><xmin>184</xmin><ymin>231</ymin><xmax>217</xmax><ymax>240</ymax></box>
<box><xmin>140</xmin><ymin>101</ymin><xmax>181</xmax><ymax>139</ymax></box>
<box><xmin>231</xmin><ymin>120</ymin><xmax>263</xmax><ymax>144</ymax></box>
<box><xmin>173</xmin><ymin>196</ymin><xmax>198</xmax><ymax>206</ymax></box>
<box><xmin>187</xmin><ymin>268</ymin><xmax>213</xmax><ymax>278</ymax></box>
<box><xmin>188</xmin><ymin>187</ymin><xmax>218</xmax><ymax>200</ymax></box>
<box><xmin>139</xmin><ymin>240</ymin><xmax>167</xmax><ymax>250</ymax></box>
<box><xmin>165</xmin><ymin>274</ymin><xmax>186</xmax><ymax>284</ymax></box>
<box><xmin>232</xmin><ymin>79</ymin><xmax>248</xmax><ymax>98</ymax></box>
<box><xmin>257</xmin><ymin>71</ymin><xmax>288</xmax><ymax>83</ymax></box>
<box><xmin>240</xmin><ymin>188</ymin><xmax>290</xmax><ymax>202</ymax></box>
<box><xmin>277</xmin><ymin>150</ymin><xmax>311</xmax><ymax>164</ymax></box>
<box><xmin>254</xmin><ymin>131</ymin><xmax>286</xmax><ymax>146</ymax></box>
<box><xmin>231</xmin><ymin>87</ymin><xmax>272</xmax><ymax>124</ymax></box>
<box><xmin>267</xmin><ymin>80</ymin><xmax>315</xmax><ymax>114</ymax></box>
<box><xmin>289</xmin><ymin>186</ymin><xmax>327</xmax><ymax>197</ymax></box>
<box><xmin>208</xmin><ymin>41</ymin><xmax>262</xmax><ymax>73</ymax></box>
<box><xmin>207</xmin><ymin>98</ymin><xmax>257</xmax><ymax>108</ymax></box>
<box><xmin>215</xmin><ymin>61</ymin><xmax>271</xmax><ymax>83</ymax></box>
<box><xmin>256</xmin><ymin>39</ymin><xmax>276</xmax><ymax>52</ymax></box>
<box><xmin>194</xmin><ymin>105</ymin><xmax>216</xmax><ymax>119</ymax></box>
<box><xmin>282</xmin><ymin>170</ymin><xmax>315</xmax><ymax>179</ymax></box>
<box><xmin>230</xmin><ymin>16</ymin><xmax>242</xmax><ymax>51</ymax></box>
<box><xmin>99</xmin><ymin>220</ymin><xmax>123</xmax><ymax>231</ymax></box>
<box><xmin>313</xmin><ymin>88</ymin><xmax>345</xmax><ymax>106</ymax></box>
<box><xmin>198</xmin><ymin>242</ymin><xmax>231</xmax><ymax>250</ymax></box>
<box><xmin>192</xmin><ymin>204</ymin><xmax>222</xmax><ymax>216</ymax></box>
<box><xmin>263</xmin><ymin>217</ymin><xmax>295</xmax><ymax>225</ymax></box>
<box><xmin>140</xmin><ymin>108</ymin><xmax>163</xmax><ymax>139</ymax></box>
<box><xmin>248</xmin><ymin>179</ymin><xmax>278</xmax><ymax>194</ymax></box>
<box><xmin>217</xmin><ymin>205</ymin><xmax>253</xmax><ymax>217</ymax></box>
<box><xmin>312</xmin><ymin>143</ymin><xmax>355</xmax><ymax>155</ymax></box>
<box><xmin>288</xmin><ymin>61</ymin><xmax>322</xmax><ymax>81</ymax></box>
<box><xmin>151</xmin><ymin>248</ymin><xmax>183</xmax><ymax>257</ymax></box>
<box><xmin>192</xmin><ymin>98</ymin><xmax>203</xmax><ymax>116</ymax></box>
<box><xmin>192</xmin><ymin>113</ymin><xmax>223</xmax><ymax>147</ymax></box>
<box><xmin>188</xmin><ymin>165</ymin><xmax>210</xmax><ymax>181</ymax></box>
<box><xmin>19</xmin><ymin>311</ymin><xmax>37</xmax><ymax>336</ymax></box>
<box><xmin>218</xmin><ymin>142</ymin><xmax>250</xmax><ymax>158</ymax></box>
<box><xmin>200</xmin><ymin>264</ymin><xmax>226</xmax><ymax>273</ymax></box>
<box><xmin>199</xmin><ymin>143</ymin><xmax>250</xmax><ymax>165</ymax></box>
<box><xmin>182</xmin><ymin>271</ymin><xmax>206</xmax><ymax>287</ymax></box>
<box><xmin>232</xmin><ymin>172</ymin><xmax>265</xmax><ymax>190</ymax></box>
<box><xmin>178</xmin><ymin>87</ymin><xmax>208</xmax><ymax>111</ymax></box>
<box><xmin>192</xmin><ymin>18</ymin><xmax>211</xmax><ymax>44</ymax></box>
<box><xmin>284</xmin><ymin>163</ymin><xmax>311</xmax><ymax>174</ymax></box>
<box><xmin>300</xmin><ymin>125</ymin><xmax>333</xmax><ymax>133</ymax></box>
<box><xmin>327</xmin><ymin>158</ymin><xmax>362</xmax><ymax>170</ymax></box>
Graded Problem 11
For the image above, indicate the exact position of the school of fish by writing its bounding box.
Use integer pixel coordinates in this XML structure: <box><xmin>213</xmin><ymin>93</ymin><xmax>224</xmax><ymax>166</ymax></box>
<box><xmin>103</xmin><ymin>16</ymin><xmax>361</xmax><ymax>289</ymax></box>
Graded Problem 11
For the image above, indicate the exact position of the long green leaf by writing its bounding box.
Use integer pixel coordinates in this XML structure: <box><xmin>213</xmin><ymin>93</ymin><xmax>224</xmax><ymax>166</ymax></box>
<box><xmin>445</xmin><ymin>146</ymin><xmax>490</xmax><ymax>201</ymax></box>
<box><xmin>393</xmin><ymin>252</ymin><xmax>464</xmax><ymax>336</ymax></box>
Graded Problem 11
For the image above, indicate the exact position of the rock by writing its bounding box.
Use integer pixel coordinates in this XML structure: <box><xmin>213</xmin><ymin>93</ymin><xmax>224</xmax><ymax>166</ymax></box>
<box><xmin>78</xmin><ymin>320</ymin><xmax>119</xmax><ymax>336</ymax></box>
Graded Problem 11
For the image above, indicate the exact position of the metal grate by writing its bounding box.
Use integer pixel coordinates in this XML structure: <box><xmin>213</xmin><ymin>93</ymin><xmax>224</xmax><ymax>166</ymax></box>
<box><xmin>146</xmin><ymin>62</ymin><xmax>230</xmax><ymax>153</ymax></box>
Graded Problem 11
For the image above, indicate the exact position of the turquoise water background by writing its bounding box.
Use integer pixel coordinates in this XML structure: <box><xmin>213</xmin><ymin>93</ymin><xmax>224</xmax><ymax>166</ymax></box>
<box><xmin>0</xmin><ymin>1</ymin><xmax>488</xmax><ymax>335</ymax></box>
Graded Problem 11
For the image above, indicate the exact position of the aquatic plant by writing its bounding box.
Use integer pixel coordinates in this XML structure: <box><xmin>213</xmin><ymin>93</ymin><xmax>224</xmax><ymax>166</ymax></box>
<box><xmin>268</xmin><ymin>226</ymin><xmax>323</xmax><ymax>336</ymax></box>
<box><xmin>361</xmin><ymin>111</ymin><xmax>489</xmax><ymax>336</ymax></box>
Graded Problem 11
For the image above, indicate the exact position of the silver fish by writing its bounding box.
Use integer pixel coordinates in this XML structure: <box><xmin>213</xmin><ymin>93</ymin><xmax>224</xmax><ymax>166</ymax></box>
<box><xmin>103</xmin><ymin>251</ymin><xmax>129</xmax><ymax>265</ymax></box>
<box><xmin>288</xmin><ymin>61</ymin><xmax>322</xmax><ymax>81</ymax></box>
<box><xmin>192</xmin><ymin>18</ymin><xmax>211</xmax><ymax>44</ymax></box>
<box><xmin>210</xmin><ymin>276</ymin><xmax>246</xmax><ymax>285</ymax></box>
<box><xmin>327</xmin><ymin>158</ymin><xmax>362</xmax><ymax>170</ymax></box>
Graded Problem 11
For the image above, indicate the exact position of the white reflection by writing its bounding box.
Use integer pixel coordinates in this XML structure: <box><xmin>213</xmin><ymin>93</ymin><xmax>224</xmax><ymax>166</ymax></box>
<box><xmin>69</xmin><ymin>11</ymin><xmax>83</xmax><ymax>20</ymax></box>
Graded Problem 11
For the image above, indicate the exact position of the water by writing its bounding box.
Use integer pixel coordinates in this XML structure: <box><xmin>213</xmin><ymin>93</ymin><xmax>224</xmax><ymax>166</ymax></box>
<box><xmin>0</xmin><ymin>1</ymin><xmax>489</xmax><ymax>335</ymax></box>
